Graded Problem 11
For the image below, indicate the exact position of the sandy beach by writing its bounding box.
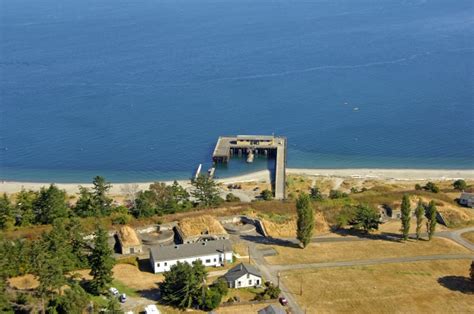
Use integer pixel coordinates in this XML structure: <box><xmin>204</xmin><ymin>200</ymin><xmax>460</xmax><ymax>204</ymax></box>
<box><xmin>1</xmin><ymin>168</ymin><xmax>473</xmax><ymax>195</ymax></box>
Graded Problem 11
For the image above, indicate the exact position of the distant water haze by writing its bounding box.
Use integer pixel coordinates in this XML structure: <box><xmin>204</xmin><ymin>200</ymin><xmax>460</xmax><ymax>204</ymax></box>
<box><xmin>1</xmin><ymin>0</ymin><xmax>473</xmax><ymax>182</ymax></box>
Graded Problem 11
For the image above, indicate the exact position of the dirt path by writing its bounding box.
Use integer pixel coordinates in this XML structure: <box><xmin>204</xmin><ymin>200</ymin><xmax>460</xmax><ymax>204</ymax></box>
<box><xmin>271</xmin><ymin>254</ymin><xmax>474</xmax><ymax>271</ymax></box>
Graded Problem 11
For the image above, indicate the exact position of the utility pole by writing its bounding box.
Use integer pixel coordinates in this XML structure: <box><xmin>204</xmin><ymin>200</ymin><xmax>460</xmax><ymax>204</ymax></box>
<box><xmin>300</xmin><ymin>275</ymin><xmax>303</xmax><ymax>296</ymax></box>
<box><xmin>277</xmin><ymin>272</ymin><xmax>281</xmax><ymax>288</ymax></box>
<box><xmin>248</xmin><ymin>245</ymin><xmax>251</xmax><ymax>264</ymax></box>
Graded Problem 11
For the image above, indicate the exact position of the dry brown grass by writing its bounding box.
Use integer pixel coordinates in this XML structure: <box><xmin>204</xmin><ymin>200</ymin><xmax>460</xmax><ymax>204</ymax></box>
<box><xmin>260</xmin><ymin>211</ymin><xmax>329</xmax><ymax>237</ymax></box>
<box><xmin>8</xmin><ymin>274</ymin><xmax>39</xmax><ymax>290</ymax></box>
<box><xmin>286</xmin><ymin>175</ymin><xmax>313</xmax><ymax>196</ymax></box>
<box><xmin>117</xmin><ymin>225</ymin><xmax>141</xmax><ymax>246</ymax></box>
<box><xmin>216</xmin><ymin>303</ymin><xmax>279</xmax><ymax>314</ymax></box>
<box><xmin>178</xmin><ymin>215</ymin><xmax>227</xmax><ymax>237</ymax></box>
<box><xmin>71</xmin><ymin>264</ymin><xmax>163</xmax><ymax>291</ymax></box>
<box><xmin>461</xmin><ymin>231</ymin><xmax>474</xmax><ymax>244</ymax></box>
<box><xmin>282</xmin><ymin>259</ymin><xmax>474</xmax><ymax>313</ymax></box>
<box><xmin>265</xmin><ymin>238</ymin><xmax>469</xmax><ymax>265</ymax></box>
<box><xmin>233</xmin><ymin>242</ymin><xmax>249</xmax><ymax>257</ymax></box>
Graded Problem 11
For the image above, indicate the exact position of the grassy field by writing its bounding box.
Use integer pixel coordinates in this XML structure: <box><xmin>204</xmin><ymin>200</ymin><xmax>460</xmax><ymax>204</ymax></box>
<box><xmin>281</xmin><ymin>259</ymin><xmax>474</xmax><ymax>313</ymax></box>
<box><xmin>265</xmin><ymin>238</ymin><xmax>469</xmax><ymax>265</ymax></box>
<box><xmin>461</xmin><ymin>231</ymin><xmax>474</xmax><ymax>244</ymax></box>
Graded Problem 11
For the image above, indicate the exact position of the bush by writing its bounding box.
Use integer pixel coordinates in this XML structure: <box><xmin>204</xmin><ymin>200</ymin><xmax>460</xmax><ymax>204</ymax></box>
<box><xmin>415</xmin><ymin>184</ymin><xmax>422</xmax><ymax>191</ymax></box>
<box><xmin>225</xmin><ymin>193</ymin><xmax>240</xmax><ymax>202</ymax></box>
<box><xmin>260</xmin><ymin>190</ymin><xmax>273</xmax><ymax>201</ymax></box>
<box><xmin>424</xmin><ymin>182</ymin><xmax>439</xmax><ymax>193</ymax></box>
<box><xmin>335</xmin><ymin>206</ymin><xmax>356</xmax><ymax>228</ymax></box>
<box><xmin>111</xmin><ymin>212</ymin><xmax>132</xmax><ymax>225</ymax></box>
<box><xmin>329</xmin><ymin>190</ymin><xmax>348</xmax><ymax>199</ymax></box>
<box><xmin>255</xmin><ymin>282</ymin><xmax>281</xmax><ymax>300</ymax></box>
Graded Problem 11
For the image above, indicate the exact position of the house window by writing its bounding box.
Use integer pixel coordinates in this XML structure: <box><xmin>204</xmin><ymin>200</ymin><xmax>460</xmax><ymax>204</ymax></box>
<box><xmin>248</xmin><ymin>280</ymin><xmax>252</xmax><ymax>285</ymax></box>
<box><xmin>157</xmin><ymin>263</ymin><xmax>160</xmax><ymax>267</ymax></box>
<box><xmin>247</xmin><ymin>274</ymin><xmax>250</xmax><ymax>278</ymax></box>
<box><xmin>205</xmin><ymin>259</ymin><xmax>211</xmax><ymax>263</ymax></box>
<box><xmin>256</xmin><ymin>279</ymin><xmax>260</xmax><ymax>285</ymax></box>
<box><xmin>214</xmin><ymin>258</ymin><xmax>216</xmax><ymax>262</ymax></box>
<box><xmin>130</xmin><ymin>248</ymin><xmax>134</xmax><ymax>254</ymax></box>
<box><xmin>164</xmin><ymin>262</ymin><xmax>167</xmax><ymax>266</ymax></box>
<box><xmin>237</xmin><ymin>281</ymin><xmax>241</xmax><ymax>287</ymax></box>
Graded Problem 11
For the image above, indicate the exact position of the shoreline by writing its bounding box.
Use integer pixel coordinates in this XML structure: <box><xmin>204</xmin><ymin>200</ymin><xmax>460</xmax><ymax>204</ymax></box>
<box><xmin>1</xmin><ymin>168</ymin><xmax>473</xmax><ymax>194</ymax></box>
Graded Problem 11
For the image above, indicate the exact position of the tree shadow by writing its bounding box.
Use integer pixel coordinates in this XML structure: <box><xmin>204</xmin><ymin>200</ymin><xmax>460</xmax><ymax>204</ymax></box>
<box><xmin>240</xmin><ymin>234</ymin><xmax>300</xmax><ymax>249</ymax></box>
<box><xmin>137</xmin><ymin>287</ymin><xmax>161</xmax><ymax>301</ymax></box>
<box><xmin>437</xmin><ymin>276</ymin><xmax>474</xmax><ymax>294</ymax></box>
<box><xmin>330</xmin><ymin>227</ymin><xmax>402</xmax><ymax>243</ymax></box>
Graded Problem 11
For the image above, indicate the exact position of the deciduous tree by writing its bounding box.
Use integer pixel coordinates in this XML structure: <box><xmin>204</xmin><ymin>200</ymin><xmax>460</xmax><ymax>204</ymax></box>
<box><xmin>400</xmin><ymin>194</ymin><xmax>411</xmax><ymax>240</ymax></box>
<box><xmin>414</xmin><ymin>199</ymin><xmax>424</xmax><ymax>240</ymax></box>
<box><xmin>351</xmin><ymin>205</ymin><xmax>380</xmax><ymax>233</ymax></box>
<box><xmin>425</xmin><ymin>201</ymin><xmax>437</xmax><ymax>240</ymax></box>
<box><xmin>453</xmin><ymin>179</ymin><xmax>467</xmax><ymax>191</ymax></box>
<box><xmin>296</xmin><ymin>193</ymin><xmax>314</xmax><ymax>248</ymax></box>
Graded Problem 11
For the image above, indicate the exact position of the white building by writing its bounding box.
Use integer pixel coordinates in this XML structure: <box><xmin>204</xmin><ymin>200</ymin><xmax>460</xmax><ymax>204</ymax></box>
<box><xmin>223</xmin><ymin>263</ymin><xmax>262</xmax><ymax>288</ymax></box>
<box><xmin>149</xmin><ymin>239</ymin><xmax>233</xmax><ymax>273</ymax></box>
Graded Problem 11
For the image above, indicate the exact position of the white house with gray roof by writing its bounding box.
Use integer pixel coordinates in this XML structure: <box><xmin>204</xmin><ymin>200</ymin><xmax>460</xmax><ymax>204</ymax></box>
<box><xmin>223</xmin><ymin>263</ymin><xmax>262</xmax><ymax>288</ymax></box>
<box><xmin>149</xmin><ymin>239</ymin><xmax>233</xmax><ymax>273</ymax></box>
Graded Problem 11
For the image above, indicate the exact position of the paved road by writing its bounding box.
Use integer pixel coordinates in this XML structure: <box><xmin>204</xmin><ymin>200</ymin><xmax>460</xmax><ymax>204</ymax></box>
<box><xmin>271</xmin><ymin>253</ymin><xmax>474</xmax><ymax>271</ymax></box>
<box><xmin>437</xmin><ymin>226</ymin><xmax>474</xmax><ymax>251</ymax></box>
<box><xmin>233</xmin><ymin>226</ymin><xmax>474</xmax><ymax>314</ymax></box>
<box><xmin>232</xmin><ymin>234</ymin><xmax>304</xmax><ymax>314</ymax></box>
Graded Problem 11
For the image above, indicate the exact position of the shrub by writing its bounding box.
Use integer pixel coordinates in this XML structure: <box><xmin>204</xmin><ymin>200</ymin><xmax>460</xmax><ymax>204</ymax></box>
<box><xmin>329</xmin><ymin>190</ymin><xmax>348</xmax><ymax>199</ymax></box>
<box><xmin>225</xmin><ymin>193</ymin><xmax>240</xmax><ymax>202</ymax></box>
<box><xmin>260</xmin><ymin>190</ymin><xmax>273</xmax><ymax>201</ymax></box>
<box><xmin>111</xmin><ymin>212</ymin><xmax>132</xmax><ymax>225</ymax></box>
<box><xmin>424</xmin><ymin>182</ymin><xmax>439</xmax><ymax>193</ymax></box>
<box><xmin>415</xmin><ymin>184</ymin><xmax>422</xmax><ymax>191</ymax></box>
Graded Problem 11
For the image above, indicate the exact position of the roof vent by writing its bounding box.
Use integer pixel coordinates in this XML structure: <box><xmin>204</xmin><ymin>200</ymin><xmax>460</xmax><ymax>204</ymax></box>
<box><xmin>202</xmin><ymin>242</ymin><xmax>206</xmax><ymax>246</ymax></box>
<box><xmin>174</xmin><ymin>245</ymin><xmax>179</xmax><ymax>249</ymax></box>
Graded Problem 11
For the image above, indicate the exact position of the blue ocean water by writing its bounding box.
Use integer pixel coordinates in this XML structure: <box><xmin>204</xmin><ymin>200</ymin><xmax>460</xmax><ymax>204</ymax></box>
<box><xmin>0</xmin><ymin>0</ymin><xmax>473</xmax><ymax>183</ymax></box>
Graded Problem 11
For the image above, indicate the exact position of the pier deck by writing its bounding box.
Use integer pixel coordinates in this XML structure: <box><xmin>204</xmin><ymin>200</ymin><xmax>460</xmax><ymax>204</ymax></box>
<box><xmin>212</xmin><ymin>135</ymin><xmax>287</xmax><ymax>199</ymax></box>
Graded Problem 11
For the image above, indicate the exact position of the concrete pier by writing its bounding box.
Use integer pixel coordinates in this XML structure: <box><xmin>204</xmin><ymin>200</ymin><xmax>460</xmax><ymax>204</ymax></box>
<box><xmin>212</xmin><ymin>135</ymin><xmax>287</xmax><ymax>199</ymax></box>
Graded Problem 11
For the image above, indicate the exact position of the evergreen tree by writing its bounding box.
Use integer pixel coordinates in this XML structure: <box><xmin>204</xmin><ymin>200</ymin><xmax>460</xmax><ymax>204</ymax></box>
<box><xmin>133</xmin><ymin>190</ymin><xmax>156</xmax><ymax>218</ymax></box>
<box><xmin>74</xmin><ymin>186</ymin><xmax>96</xmax><ymax>217</ymax></box>
<box><xmin>89</xmin><ymin>225</ymin><xmax>115</xmax><ymax>295</ymax></box>
<box><xmin>191</xmin><ymin>174</ymin><xmax>221</xmax><ymax>207</ymax></box>
<box><xmin>50</xmin><ymin>283</ymin><xmax>89</xmax><ymax>314</ymax></box>
<box><xmin>160</xmin><ymin>261</ymin><xmax>207</xmax><ymax>309</ymax></box>
<box><xmin>106</xmin><ymin>296</ymin><xmax>123</xmax><ymax>313</ymax></box>
<box><xmin>351</xmin><ymin>205</ymin><xmax>380</xmax><ymax>233</ymax></box>
<box><xmin>92</xmin><ymin>176</ymin><xmax>113</xmax><ymax>216</ymax></box>
<box><xmin>0</xmin><ymin>194</ymin><xmax>14</xmax><ymax>230</ymax></box>
<box><xmin>14</xmin><ymin>189</ymin><xmax>37</xmax><ymax>226</ymax></box>
<box><xmin>414</xmin><ymin>200</ymin><xmax>424</xmax><ymax>240</ymax></box>
<box><xmin>34</xmin><ymin>185</ymin><xmax>69</xmax><ymax>224</ymax></box>
<box><xmin>296</xmin><ymin>193</ymin><xmax>314</xmax><ymax>248</ymax></box>
<box><xmin>35</xmin><ymin>249</ymin><xmax>66</xmax><ymax>313</ymax></box>
<box><xmin>425</xmin><ymin>201</ymin><xmax>437</xmax><ymax>240</ymax></box>
<box><xmin>400</xmin><ymin>194</ymin><xmax>411</xmax><ymax>241</ymax></box>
